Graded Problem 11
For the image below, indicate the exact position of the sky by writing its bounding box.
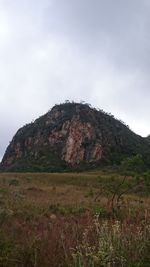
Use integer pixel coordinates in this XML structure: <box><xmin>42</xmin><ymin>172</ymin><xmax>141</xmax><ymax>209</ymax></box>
<box><xmin>0</xmin><ymin>0</ymin><xmax>150</xmax><ymax>160</ymax></box>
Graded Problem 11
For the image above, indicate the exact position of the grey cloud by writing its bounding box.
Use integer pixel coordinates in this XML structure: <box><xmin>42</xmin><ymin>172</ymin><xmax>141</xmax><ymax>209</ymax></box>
<box><xmin>46</xmin><ymin>0</ymin><xmax>150</xmax><ymax>71</ymax></box>
<box><xmin>0</xmin><ymin>0</ymin><xmax>150</xmax><ymax>159</ymax></box>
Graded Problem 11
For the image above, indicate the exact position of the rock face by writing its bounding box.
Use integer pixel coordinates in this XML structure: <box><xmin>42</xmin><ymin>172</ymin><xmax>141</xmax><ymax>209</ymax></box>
<box><xmin>1</xmin><ymin>102</ymin><xmax>150</xmax><ymax>171</ymax></box>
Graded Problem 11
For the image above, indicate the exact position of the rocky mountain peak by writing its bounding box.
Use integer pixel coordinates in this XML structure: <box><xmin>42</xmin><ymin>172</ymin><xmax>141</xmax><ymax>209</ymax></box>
<box><xmin>1</xmin><ymin>102</ymin><xmax>150</xmax><ymax>172</ymax></box>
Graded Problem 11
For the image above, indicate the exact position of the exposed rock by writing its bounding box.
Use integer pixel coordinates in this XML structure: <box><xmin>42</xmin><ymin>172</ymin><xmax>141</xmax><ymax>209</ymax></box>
<box><xmin>62</xmin><ymin>119</ymin><xmax>99</xmax><ymax>165</ymax></box>
<box><xmin>1</xmin><ymin>102</ymin><xmax>150</xmax><ymax>171</ymax></box>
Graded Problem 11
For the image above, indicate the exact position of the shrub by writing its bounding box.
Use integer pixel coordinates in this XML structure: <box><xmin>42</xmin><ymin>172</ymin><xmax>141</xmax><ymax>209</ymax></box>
<box><xmin>120</xmin><ymin>154</ymin><xmax>145</xmax><ymax>174</ymax></box>
<box><xmin>9</xmin><ymin>179</ymin><xmax>19</xmax><ymax>186</ymax></box>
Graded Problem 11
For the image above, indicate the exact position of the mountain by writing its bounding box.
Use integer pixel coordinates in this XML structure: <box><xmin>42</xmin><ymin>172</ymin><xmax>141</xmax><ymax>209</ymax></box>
<box><xmin>1</xmin><ymin>102</ymin><xmax>150</xmax><ymax>172</ymax></box>
<box><xmin>146</xmin><ymin>135</ymin><xmax>150</xmax><ymax>144</ymax></box>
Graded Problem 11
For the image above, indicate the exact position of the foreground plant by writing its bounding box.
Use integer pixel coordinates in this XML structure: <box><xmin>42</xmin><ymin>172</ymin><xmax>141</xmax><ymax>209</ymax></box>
<box><xmin>70</xmin><ymin>216</ymin><xmax>150</xmax><ymax>267</ymax></box>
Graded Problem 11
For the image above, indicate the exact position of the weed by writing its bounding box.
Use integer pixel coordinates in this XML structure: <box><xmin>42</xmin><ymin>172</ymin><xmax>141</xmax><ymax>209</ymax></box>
<box><xmin>9</xmin><ymin>179</ymin><xmax>19</xmax><ymax>186</ymax></box>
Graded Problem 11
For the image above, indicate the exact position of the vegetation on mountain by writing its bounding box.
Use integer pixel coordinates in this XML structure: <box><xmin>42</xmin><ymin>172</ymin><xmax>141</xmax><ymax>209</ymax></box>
<box><xmin>1</xmin><ymin>101</ymin><xmax>150</xmax><ymax>172</ymax></box>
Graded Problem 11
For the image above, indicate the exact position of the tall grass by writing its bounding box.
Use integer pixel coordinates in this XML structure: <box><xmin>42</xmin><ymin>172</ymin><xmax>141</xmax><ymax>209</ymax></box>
<box><xmin>1</xmin><ymin>172</ymin><xmax>150</xmax><ymax>266</ymax></box>
<box><xmin>70</xmin><ymin>216</ymin><xmax>150</xmax><ymax>267</ymax></box>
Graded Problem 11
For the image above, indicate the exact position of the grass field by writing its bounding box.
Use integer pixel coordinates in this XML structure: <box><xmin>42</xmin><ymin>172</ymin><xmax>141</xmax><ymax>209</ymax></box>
<box><xmin>0</xmin><ymin>170</ymin><xmax>150</xmax><ymax>267</ymax></box>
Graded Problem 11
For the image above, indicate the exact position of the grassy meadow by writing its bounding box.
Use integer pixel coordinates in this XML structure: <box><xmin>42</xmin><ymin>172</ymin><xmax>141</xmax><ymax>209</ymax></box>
<box><xmin>0</xmin><ymin>170</ymin><xmax>150</xmax><ymax>266</ymax></box>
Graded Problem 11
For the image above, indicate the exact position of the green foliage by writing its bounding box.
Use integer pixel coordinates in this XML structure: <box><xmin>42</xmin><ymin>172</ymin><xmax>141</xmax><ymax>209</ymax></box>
<box><xmin>48</xmin><ymin>204</ymin><xmax>85</xmax><ymax>215</ymax></box>
<box><xmin>120</xmin><ymin>154</ymin><xmax>145</xmax><ymax>174</ymax></box>
<box><xmin>93</xmin><ymin>206</ymin><xmax>108</xmax><ymax>218</ymax></box>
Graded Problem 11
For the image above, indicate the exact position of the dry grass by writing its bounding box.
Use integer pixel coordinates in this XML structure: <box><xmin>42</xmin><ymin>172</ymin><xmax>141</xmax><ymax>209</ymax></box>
<box><xmin>0</xmin><ymin>171</ymin><xmax>150</xmax><ymax>266</ymax></box>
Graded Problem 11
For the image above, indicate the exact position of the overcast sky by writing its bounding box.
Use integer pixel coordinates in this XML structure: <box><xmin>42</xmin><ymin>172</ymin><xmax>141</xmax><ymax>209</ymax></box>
<box><xmin>0</xmin><ymin>0</ymin><xmax>150</xmax><ymax>160</ymax></box>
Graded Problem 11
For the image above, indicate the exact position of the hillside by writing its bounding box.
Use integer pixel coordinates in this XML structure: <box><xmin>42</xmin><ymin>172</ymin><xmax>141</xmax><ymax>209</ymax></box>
<box><xmin>1</xmin><ymin>102</ymin><xmax>150</xmax><ymax>171</ymax></box>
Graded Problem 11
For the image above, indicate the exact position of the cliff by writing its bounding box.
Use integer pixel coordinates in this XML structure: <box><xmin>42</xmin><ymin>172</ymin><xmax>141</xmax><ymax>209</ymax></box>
<box><xmin>1</xmin><ymin>102</ymin><xmax>150</xmax><ymax>171</ymax></box>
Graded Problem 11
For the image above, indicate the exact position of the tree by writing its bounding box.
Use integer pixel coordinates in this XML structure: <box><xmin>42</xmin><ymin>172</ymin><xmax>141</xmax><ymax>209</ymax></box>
<box><xmin>120</xmin><ymin>154</ymin><xmax>145</xmax><ymax>173</ymax></box>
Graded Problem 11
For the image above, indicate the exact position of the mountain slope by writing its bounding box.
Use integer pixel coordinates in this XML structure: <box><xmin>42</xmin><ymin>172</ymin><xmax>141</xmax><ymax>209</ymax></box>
<box><xmin>1</xmin><ymin>102</ymin><xmax>150</xmax><ymax>171</ymax></box>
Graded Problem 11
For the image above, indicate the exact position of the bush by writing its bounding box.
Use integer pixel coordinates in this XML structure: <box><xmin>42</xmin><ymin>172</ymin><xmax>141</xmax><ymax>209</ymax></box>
<box><xmin>120</xmin><ymin>154</ymin><xmax>145</xmax><ymax>174</ymax></box>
